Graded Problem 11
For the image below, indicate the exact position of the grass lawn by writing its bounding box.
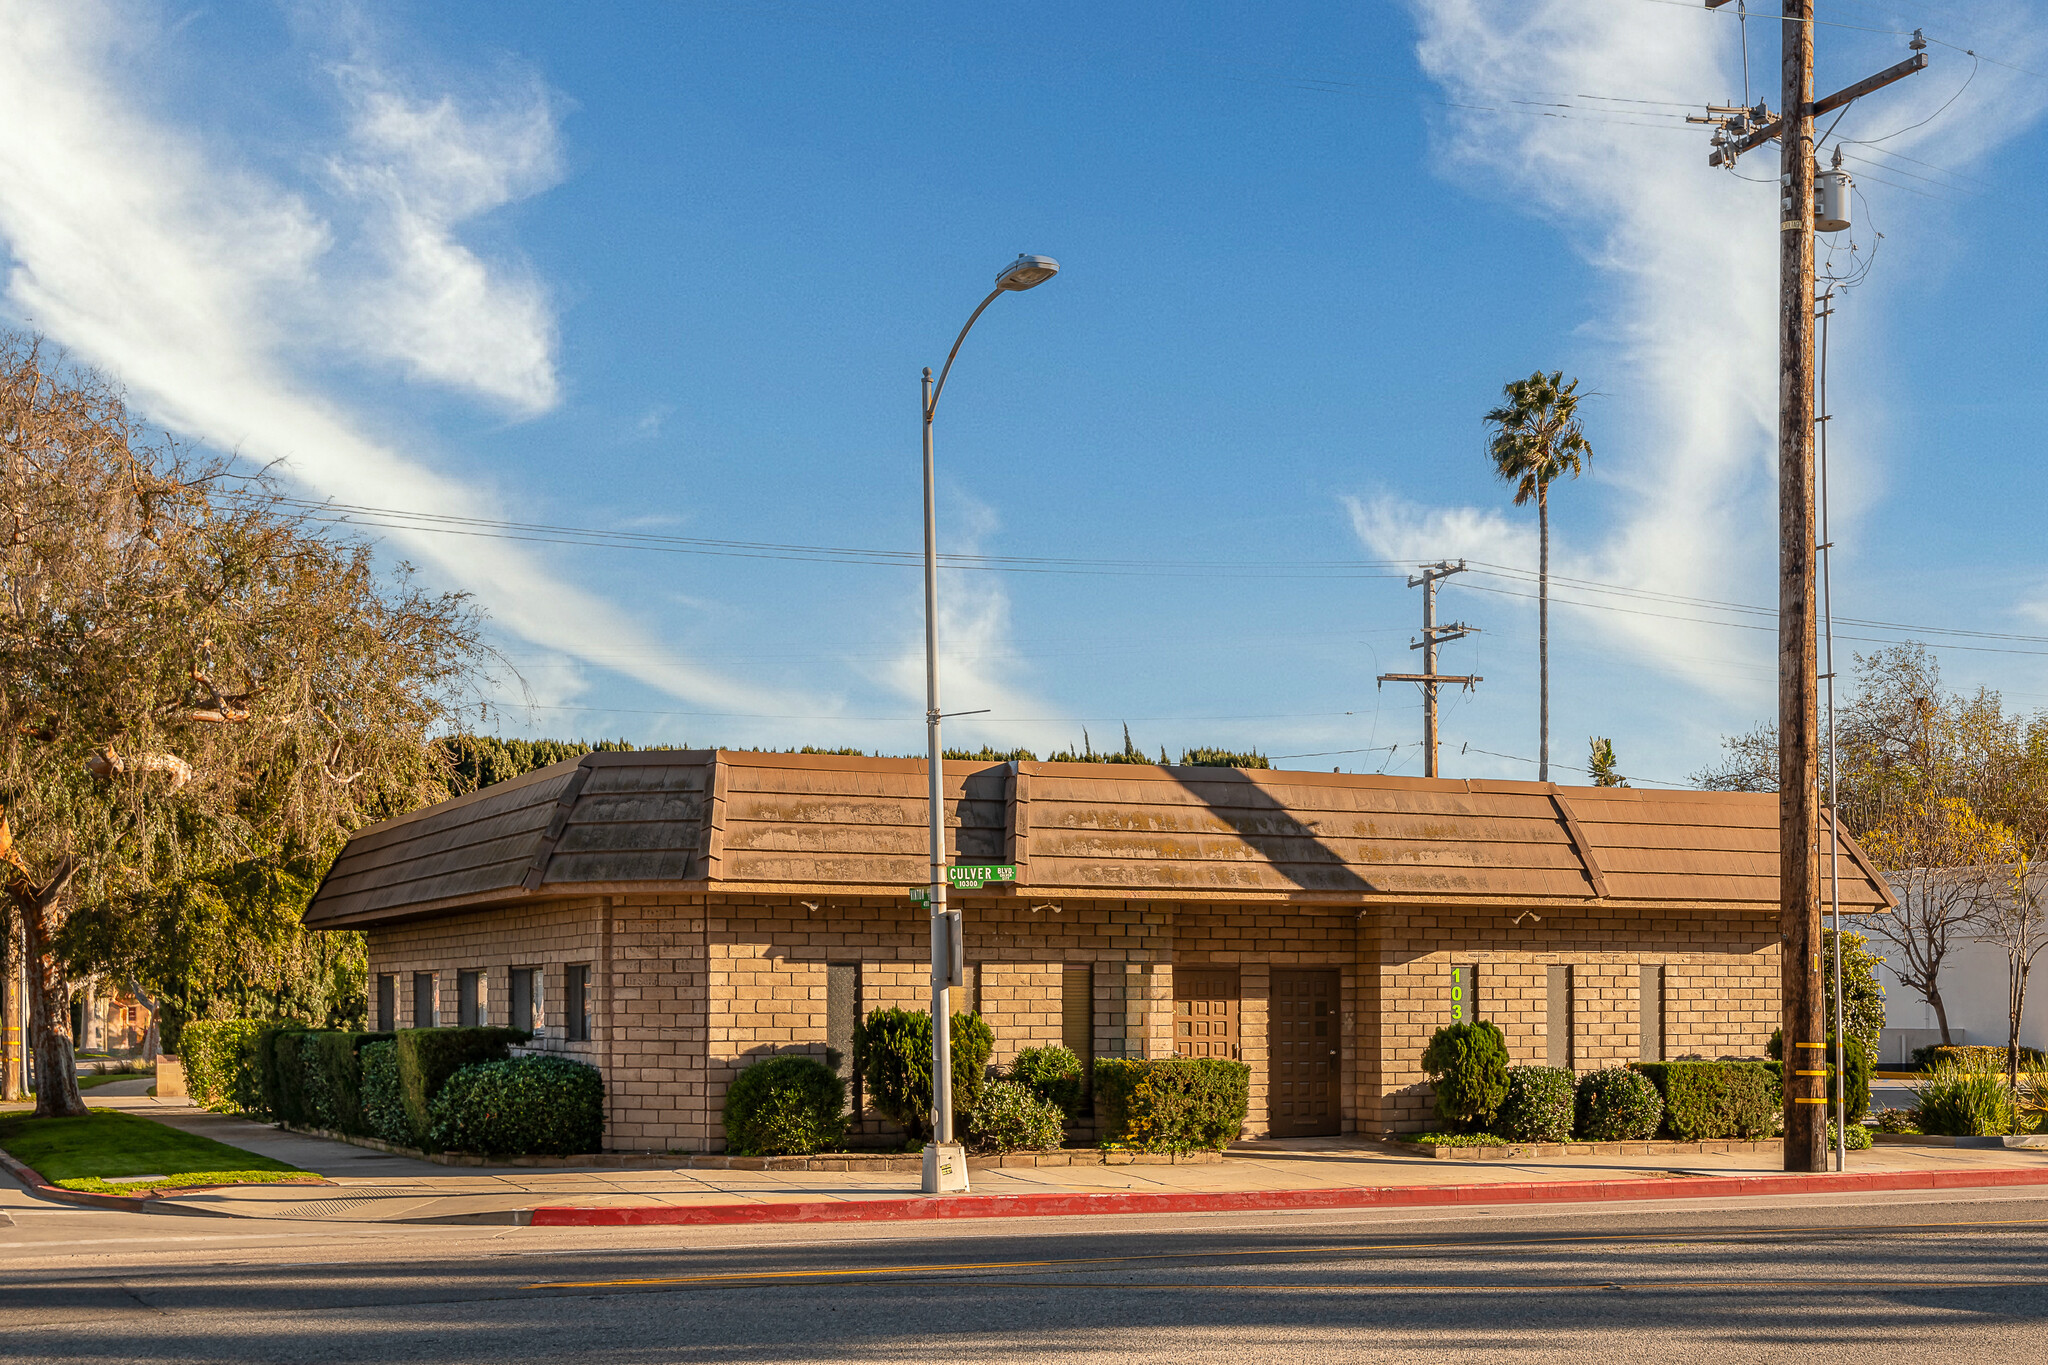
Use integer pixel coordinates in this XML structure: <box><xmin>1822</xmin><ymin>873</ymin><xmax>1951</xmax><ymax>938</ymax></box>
<box><xmin>0</xmin><ymin>1108</ymin><xmax>320</xmax><ymax>1195</ymax></box>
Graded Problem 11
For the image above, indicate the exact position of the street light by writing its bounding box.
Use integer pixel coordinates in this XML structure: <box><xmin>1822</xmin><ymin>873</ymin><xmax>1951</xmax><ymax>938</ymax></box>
<box><xmin>919</xmin><ymin>253</ymin><xmax>1059</xmax><ymax>1195</ymax></box>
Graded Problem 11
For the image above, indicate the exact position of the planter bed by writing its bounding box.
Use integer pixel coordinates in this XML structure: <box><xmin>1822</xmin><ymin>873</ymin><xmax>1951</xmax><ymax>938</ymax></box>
<box><xmin>1874</xmin><ymin>1133</ymin><xmax>2048</xmax><ymax>1149</ymax></box>
<box><xmin>1397</xmin><ymin>1138</ymin><xmax>1783</xmax><ymax>1161</ymax></box>
<box><xmin>276</xmin><ymin>1124</ymin><xmax>1220</xmax><ymax>1170</ymax></box>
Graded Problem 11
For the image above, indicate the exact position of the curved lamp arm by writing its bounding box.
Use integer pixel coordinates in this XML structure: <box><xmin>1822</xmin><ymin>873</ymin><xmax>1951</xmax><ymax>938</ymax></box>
<box><xmin>925</xmin><ymin>288</ymin><xmax>1005</xmax><ymax>421</ymax></box>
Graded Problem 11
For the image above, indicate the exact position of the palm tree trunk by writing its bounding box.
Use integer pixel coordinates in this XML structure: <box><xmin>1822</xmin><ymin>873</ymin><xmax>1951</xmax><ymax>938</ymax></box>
<box><xmin>1538</xmin><ymin>480</ymin><xmax>1550</xmax><ymax>782</ymax></box>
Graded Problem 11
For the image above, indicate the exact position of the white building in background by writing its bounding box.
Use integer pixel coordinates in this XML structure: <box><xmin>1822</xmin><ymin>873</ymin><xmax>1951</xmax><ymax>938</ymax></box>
<box><xmin>1869</xmin><ymin>869</ymin><xmax>2048</xmax><ymax>1064</ymax></box>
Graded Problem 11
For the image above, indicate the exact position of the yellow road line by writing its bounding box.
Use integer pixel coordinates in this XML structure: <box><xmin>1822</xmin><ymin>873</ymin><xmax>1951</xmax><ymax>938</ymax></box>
<box><xmin>526</xmin><ymin>1214</ymin><xmax>2048</xmax><ymax>1290</ymax></box>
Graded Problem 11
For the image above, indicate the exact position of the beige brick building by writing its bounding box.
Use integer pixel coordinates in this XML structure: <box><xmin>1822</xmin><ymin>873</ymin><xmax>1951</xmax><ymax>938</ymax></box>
<box><xmin>303</xmin><ymin>751</ymin><xmax>1894</xmax><ymax>1151</ymax></box>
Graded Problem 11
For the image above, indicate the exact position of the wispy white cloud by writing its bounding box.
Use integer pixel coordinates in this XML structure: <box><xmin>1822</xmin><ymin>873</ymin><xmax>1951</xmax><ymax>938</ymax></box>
<box><xmin>1370</xmin><ymin>1</ymin><xmax>2048</xmax><ymax>701</ymax></box>
<box><xmin>0</xmin><ymin>3</ymin><xmax>803</xmax><ymax>720</ymax></box>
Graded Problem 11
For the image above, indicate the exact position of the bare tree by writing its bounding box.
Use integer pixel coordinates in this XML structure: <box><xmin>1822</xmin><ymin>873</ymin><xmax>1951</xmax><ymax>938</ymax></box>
<box><xmin>1976</xmin><ymin>858</ymin><xmax>2048</xmax><ymax>1090</ymax></box>
<box><xmin>1863</xmin><ymin>797</ymin><xmax>2022</xmax><ymax>1046</ymax></box>
<box><xmin>0</xmin><ymin>335</ymin><xmax>489</xmax><ymax>1117</ymax></box>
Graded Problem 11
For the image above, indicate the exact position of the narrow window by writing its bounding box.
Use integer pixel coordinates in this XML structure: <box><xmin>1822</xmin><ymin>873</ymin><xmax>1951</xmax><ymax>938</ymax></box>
<box><xmin>567</xmin><ymin>963</ymin><xmax>592</xmax><ymax>1042</ymax></box>
<box><xmin>1546</xmin><ymin>965</ymin><xmax>1573</xmax><ymax>1070</ymax></box>
<box><xmin>1450</xmin><ymin>962</ymin><xmax>1482</xmax><ymax>1024</ymax></box>
<box><xmin>1062</xmin><ymin>964</ymin><xmax>1094</xmax><ymax>1108</ymax></box>
<box><xmin>413</xmin><ymin>972</ymin><xmax>437</xmax><ymax>1029</ymax></box>
<box><xmin>376</xmin><ymin>975</ymin><xmax>396</xmax><ymax>1033</ymax></box>
<box><xmin>827</xmin><ymin>962</ymin><xmax>860</xmax><ymax>1105</ymax></box>
<box><xmin>510</xmin><ymin>968</ymin><xmax>535</xmax><ymax>1035</ymax></box>
<box><xmin>457</xmin><ymin>969</ymin><xmax>482</xmax><ymax>1028</ymax></box>
<box><xmin>1639</xmin><ymin>965</ymin><xmax>1665</xmax><ymax>1062</ymax></box>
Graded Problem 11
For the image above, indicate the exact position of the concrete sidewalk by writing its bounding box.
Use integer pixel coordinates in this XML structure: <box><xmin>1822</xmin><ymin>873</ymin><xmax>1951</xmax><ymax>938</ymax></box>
<box><xmin>17</xmin><ymin>1095</ymin><xmax>2043</xmax><ymax>1226</ymax></box>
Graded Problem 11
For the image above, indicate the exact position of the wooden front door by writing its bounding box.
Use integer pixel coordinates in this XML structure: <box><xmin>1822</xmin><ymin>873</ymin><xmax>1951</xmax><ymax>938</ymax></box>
<box><xmin>1174</xmin><ymin>968</ymin><xmax>1240</xmax><ymax>1060</ymax></box>
<box><xmin>1269</xmin><ymin>969</ymin><xmax>1340</xmax><ymax>1136</ymax></box>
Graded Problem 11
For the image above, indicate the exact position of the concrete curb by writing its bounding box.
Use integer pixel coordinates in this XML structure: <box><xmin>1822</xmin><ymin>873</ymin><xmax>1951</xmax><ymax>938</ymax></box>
<box><xmin>0</xmin><ymin>1142</ymin><xmax>241</xmax><ymax>1218</ymax></box>
<box><xmin>525</xmin><ymin>1166</ymin><xmax>2048</xmax><ymax>1228</ymax></box>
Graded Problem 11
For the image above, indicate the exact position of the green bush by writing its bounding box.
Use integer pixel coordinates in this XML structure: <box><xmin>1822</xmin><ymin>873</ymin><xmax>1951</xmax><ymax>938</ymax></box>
<box><xmin>253</xmin><ymin>1023</ymin><xmax>311</xmax><ymax>1122</ymax></box>
<box><xmin>721</xmin><ymin>1055</ymin><xmax>848</xmax><ymax>1156</ymax></box>
<box><xmin>852</xmin><ymin>1008</ymin><xmax>994</xmax><ymax>1143</ymax></box>
<box><xmin>300</xmin><ymin>1032</ymin><xmax>393</xmax><ymax>1135</ymax></box>
<box><xmin>1911</xmin><ymin>1056</ymin><xmax>2018</xmax><ymax>1137</ymax></box>
<box><xmin>1094</xmin><ymin>1057</ymin><xmax>1250</xmax><ymax>1152</ymax></box>
<box><xmin>359</xmin><ymin>1041</ymin><xmax>412</xmax><ymax>1145</ymax></box>
<box><xmin>1419</xmin><ymin>1020</ymin><xmax>1510</xmax><ymax>1132</ymax></box>
<box><xmin>1830</xmin><ymin>1035</ymin><xmax>1872</xmax><ymax>1123</ymax></box>
<box><xmin>966</xmin><ymin>1079</ymin><xmax>1067</xmax><ymax>1154</ymax></box>
<box><xmin>426</xmin><ymin>1055</ymin><xmax>605</xmax><ymax>1156</ymax></box>
<box><xmin>1826</xmin><ymin>1118</ymin><xmax>1874</xmax><ymax>1151</ymax></box>
<box><xmin>1913</xmin><ymin>1044</ymin><xmax>2048</xmax><ymax>1070</ymax></box>
<box><xmin>1633</xmin><ymin>1061</ymin><xmax>1778</xmax><ymax>1140</ymax></box>
<box><xmin>1008</xmin><ymin>1045</ymin><xmax>1087</xmax><ymax>1121</ymax></box>
<box><xmin>180</xmin><ymin>1020</ymin><xmax>266</xmax><ymax>1113</ymax></box>
<box><xmin>1875</xmin><ymin>1106</ymin><xmax>1918</xmax><ymax>1134</ymax></box>
<box><xmin>1494</xmin><ymin>1066</ymin><xmax>1575</xmax><ymax>1143</ymax></box>
<box><xmin>394</xmin><ymin>1027</ymin><xmax>527</xmax><ymax>1152</ymax></box>
<box><xmin>1574</xmin><ymin>1068</ymin><xmax>1664</xmax><ymax>1141</ymax></box>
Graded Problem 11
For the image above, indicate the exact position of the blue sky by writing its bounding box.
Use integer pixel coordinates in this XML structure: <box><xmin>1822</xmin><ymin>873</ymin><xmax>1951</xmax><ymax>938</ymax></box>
<box><xmin>2</xmin><ymin>1</ymin><xmax>2044</xmax><ymax>786</ymax></box>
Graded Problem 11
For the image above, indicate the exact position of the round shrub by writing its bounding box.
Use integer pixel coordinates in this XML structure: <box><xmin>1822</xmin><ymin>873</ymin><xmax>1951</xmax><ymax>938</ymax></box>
<box><xmin>427</xmin><ymin>1055</ymin><xmax>605</xmax><ymax>1156</ymax></box>
<box><xmin>1911</xmin><ymin>1056</ymin><xmax>2017</xmax><ymax>1136</ymax></box>
<box><xmin>853</xmin><ymin>1008</ymin><xmax>994</xmax><ymax>1142</ymax></box>
<box><xmin>1008</xmin><ymin>1045</ymin><xmax>1086</xmax><ymax>1121</ymax></box>
<box><xmin>1494</xmin><ymin>1066</ymin><xmax>1575</xmax><ymax>1143</ymax></box>
<box><xmin>1574</xmin><ymin>1068</ymin><xmax>1663</xmax><ymax>1141</ymax></box>
<box><xmin>966</xmin><ymin>1079</ymin><xmax>1066</xmax><ymax>1154</ymax></box>
<box><xmin>722</xmin><ymin>1055</ymin><xmax>848</xmax><ymax>1156</ymax></box>
<box><xmin>1827</xmin><ymin>1119</ymin><xmax>1874</xmax><ymax>1151</ymax></box>
<box><xmin>1420</xmin><ymin>1020</ymin><xmax>1510</xmax><ymax>1132</ymax></box>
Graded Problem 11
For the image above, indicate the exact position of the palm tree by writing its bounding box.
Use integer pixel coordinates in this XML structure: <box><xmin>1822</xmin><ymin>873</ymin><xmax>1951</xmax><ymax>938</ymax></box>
<box><xmin>1485</xmin><ymin>371</ymin><xmax>1592</xmax><ymax>783</ymax></box>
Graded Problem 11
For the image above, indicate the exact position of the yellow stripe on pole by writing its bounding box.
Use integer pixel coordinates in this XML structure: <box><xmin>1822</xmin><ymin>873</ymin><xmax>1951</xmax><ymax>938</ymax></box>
<box><xmin>1796</xmin><ymin>1042</ymin><xmax>1827</xmax><ymax>1050</ymax></box>
<box><xmin>1795</xmin><ymin>1097</ymin><xmax>1828</xmax><ymax>1104</ymax></box>
<box><xmin>1796</xmin><ymin>1069</ymin><xmax>1827</xmax><ymax>1077</ymax></box>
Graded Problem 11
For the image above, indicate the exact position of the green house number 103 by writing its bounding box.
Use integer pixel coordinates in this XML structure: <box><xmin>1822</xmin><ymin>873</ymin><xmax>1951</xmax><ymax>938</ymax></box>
<box><xmin>1450</xmin><ymin>964</ymin><xmax>1471</xmax><ymax>1024</ymax></box>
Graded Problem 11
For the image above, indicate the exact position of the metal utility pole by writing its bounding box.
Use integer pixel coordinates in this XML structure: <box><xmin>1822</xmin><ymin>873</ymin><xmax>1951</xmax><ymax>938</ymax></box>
<box><xmin>1697</xmin><ymin>1</ymin><xmax>1925</xmax><ymax>1173</ymax></box>
<box><xmin>1378</xmin><ymin>561</ymin><xmax>1482</xmax><ymax>779</ymax></box>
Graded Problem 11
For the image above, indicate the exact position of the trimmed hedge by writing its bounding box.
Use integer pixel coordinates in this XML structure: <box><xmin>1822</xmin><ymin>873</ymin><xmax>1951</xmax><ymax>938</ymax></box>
<box><xmin>1574</xmin><ymin>1068</ymin><xmax>1664</xmax><ymax>1141</ymax></box>
<box><xmin>967</xmin><ymin>1079</ymin><xmax>1066</xmax><ymax>1154</ymax></box>
<box><xmin>1632</xmin><ymin>1061</ymin><xmax>1778</xmax><ymax>1140</ymax></box>
<box><xmin>180</xmin><ymin>1020</ymin><xmax>266</xmax><ymax>1113</ymax></box>
<box><xmin>262</xmin><ymin>1026</ymin><xmax>315</xmax><ymax>1127</ymax></box>
<box><xmin>853</xmin><ymin>1008</ymin><xmax>995</xmax><ymax>1143</ymax></box>
<box><xmin>1094</xmin><ymin>1057</ymin><xmax>1250</xmax><ymax>1153</ymax></box>
<box><xmin>360</xmin><ymin>1041</ymin><xmax>411</xmax><ymax>1145</ymax></box>
<box><xmin>300</xmin><ymin>1032</ymin><xmax>395</xmax><ymax>1135</ymax></box>
<box><xmin>721</xmin><ymin>1055</ymin><xmax>847</xmax><ymax>1156</ymax></box>
<box><xmin>1008</xmin><ymin>1045</ymin><xmax>1087</xmax><ymax>1121</ymax></box>
<box><xmin>1494</xmin><ymin>1066</ymin><xmax>1575</xmax><ymax>1143</ymax></box>
<box><xmin>1831</xmin><ymin>1035</ymin><xmax>1872</xmax><ymax>1122</ymax></box>
<box><xmin>1913</xmin><ymin>1044</ymin><xmax>2048</xmax><ymax>1070</ymax></box>
<box><xmin>1420</xmin><ymin>1021</ymin><xmax>1510</xmax><ymax>1132</ymax></box>
<box><xmin>427</xmin><ymin>1055</ymin><xmax>605</xmax><ymax>1156</ymax></box>
<box><xmin>394</xmin><ymin>1027</ymin><xmax>528</xmax><ymax>1151</ymax></box>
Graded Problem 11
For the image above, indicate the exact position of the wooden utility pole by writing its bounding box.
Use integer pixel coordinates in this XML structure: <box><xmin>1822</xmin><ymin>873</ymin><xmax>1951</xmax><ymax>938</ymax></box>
<box><xmin>1777</xmin><ymin>0</ymin><xmax>1825</xmax><ymax>1174</ymax></box>
<box><xmin>1698</xmin><ymin>2</ymin><xmax>1926</xmax><ymax>1173</ymax></box>
<box><xmin>1378</xmin><ymin>561</ymin><xmax>1482</xmax><ymax>779</ymax></box>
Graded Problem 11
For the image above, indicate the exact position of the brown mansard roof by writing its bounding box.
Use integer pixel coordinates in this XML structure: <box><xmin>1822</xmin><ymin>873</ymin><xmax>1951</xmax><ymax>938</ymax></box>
<box><xmin>302</xmin><ymin>749</ymin><xmax>1897</xmax><ymax>928</ymax></box>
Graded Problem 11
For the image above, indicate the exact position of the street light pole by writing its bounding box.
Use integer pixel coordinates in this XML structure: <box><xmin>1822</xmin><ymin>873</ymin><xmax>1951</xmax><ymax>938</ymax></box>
<box><xmin>919</xmin><ymin>254</ymin><xmax>1059</xmax><ymax>1195</ymax></box>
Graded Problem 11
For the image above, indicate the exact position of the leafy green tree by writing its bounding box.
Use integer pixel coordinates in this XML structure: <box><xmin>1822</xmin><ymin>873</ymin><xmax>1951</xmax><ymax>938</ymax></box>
<box><xmin>1485</xmin><ymin>371</ymin><xmax>1592</xmax><ymax>783</ymax></box>
<box><xmin>1822</xmin><ymin>929</ymin><xmax>1886</xmax><ymax>1062</ymax></box>
<box><xmin>1420</xmin><ymin>1020</ymin><xmax>1510</xmax><ymax>1132</ymax></box>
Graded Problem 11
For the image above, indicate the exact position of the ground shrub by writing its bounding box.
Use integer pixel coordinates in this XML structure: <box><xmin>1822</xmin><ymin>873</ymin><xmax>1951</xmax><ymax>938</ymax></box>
<box><xmin>393</xmin><ymin>1027</ymin><xmax>527</xmax><ymax>1151</ymax></box>
<box><xmin>1574</xmin><ymin>1068</ymin><xmax>1663</xmax><ymax>1141</ymax></box>
<box><xmin>1875</xmin><ymin>1106</ymin><xmax>1919</xmax><ymax>1134</ymax></box>
<box><xmin>721</xmin><ymin>1055</ymin><xmax>848</xmax><ymax>1156</ymax></box>
<box><xmin>1008</xmin><ymin>1045</ymin><xmax>1087</xmax><ymax>1121</ymax></box>
<box><xmin>1914</xmin><ymin>1044</ymin><xmax>2048</xmax><ymax>1070</ymax></box>
<box><xmin>1911</xmin><ymin>1055</ymin><xmax>2018</xmax><ymax>1137</ymax></box>
<box><xmin>300</xmin><ymin>1032</ymin><xmax>393</xmax><ymax>1135</ymax></box>
<box><xmin>1632</xmin><ymin>1061</ymin><xmax>1778</xmax><ymax>1140</ymax></box>
<box><xmin>359</xmin><ymin>1040</ymin><xmax>413</xmax><ymax>1145</ymax></box>
<box><xmin>1830</xmin><ymin>1035</ymin><xmax>1872</xmax><ymax>1123</ymax></box>
<box><xmin>966</xmin><ymin>1079</ymin><xmax>1067</xmax><ymax>1154</ymax></box>
<box><xmin>1401</xmin><ymin>1132</ymin><xmax>1509</xmax><ymax>1147</ymax></box>
<box><xmin>427</xmin><ymin>1055</ymin><xmax>605</xmax><ymax>1156</ymax></box>
<box><xmin>2020</xmin><ymin>1071</ymin><xmax>2048</xmax><ymax>1135</ymax></box>
<box><xmin>1093</xmin><ymin>1057</ymin><xmax>1251</xmax><ymax>1153</ymax></box>
<box><xmin>1493</xmin><ymin>1066</ymin><xmax>1575</xmax><ymax>1143</ymax></box>
<box><xmin>179</xmin><ymin>1020</ymin><xmax>266</xmax><ymax>1113</ymax></box>
<box><xmin>1826</xmin><ymin>1119</ymin><xmax>1875</xmax><ymax>1151</ymax></box>
<box><xmin>852</xmin><ymin>1008</ymin><xmax>994</xmax><ymax>1143</ymax></box>
<box><xmin>1419</xmin><ymin>1021</ymin><xmax>1510</xmax><ymax>1133</ymax></box>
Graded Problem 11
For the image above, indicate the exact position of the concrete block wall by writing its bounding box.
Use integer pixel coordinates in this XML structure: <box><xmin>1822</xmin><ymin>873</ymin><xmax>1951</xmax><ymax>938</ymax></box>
<box><xmin>1361</xmin><ymin>904</ymin><xmax>1779</xmax><ymax>1134</ymax></box>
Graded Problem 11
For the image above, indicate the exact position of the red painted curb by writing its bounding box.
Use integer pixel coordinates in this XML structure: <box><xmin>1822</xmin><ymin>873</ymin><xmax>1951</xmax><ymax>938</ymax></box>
<box><xmin>527</xmin><ymin>1166</ymin><xmax>2048</xmax><ymax>1228</ymax></box>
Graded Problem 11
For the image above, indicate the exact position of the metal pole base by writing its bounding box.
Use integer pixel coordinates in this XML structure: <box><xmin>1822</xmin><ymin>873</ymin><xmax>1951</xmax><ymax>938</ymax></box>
<box><xmin>920</xmin><ymin>1142</ymin><xmax>970</xmax><ymax>1194</ymax></box>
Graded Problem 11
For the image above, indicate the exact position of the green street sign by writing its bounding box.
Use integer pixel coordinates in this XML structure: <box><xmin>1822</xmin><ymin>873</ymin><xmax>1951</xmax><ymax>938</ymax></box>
<box><xmin>908</xmin><ymin>865</ymin><xmax>1018</xmax><ymax>901</ymax></box>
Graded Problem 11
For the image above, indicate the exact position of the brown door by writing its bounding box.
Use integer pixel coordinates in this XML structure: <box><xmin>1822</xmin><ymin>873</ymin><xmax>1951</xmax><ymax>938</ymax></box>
<box><xmin>1269</xmin><ymin>969</ymin><xmax>1340</xmax><ymax>1136</ymax></box>
<box><xmin>1174</xmin><ymin>968</ymin><xmax>1240</xmax><ymax>1060</ymax></box>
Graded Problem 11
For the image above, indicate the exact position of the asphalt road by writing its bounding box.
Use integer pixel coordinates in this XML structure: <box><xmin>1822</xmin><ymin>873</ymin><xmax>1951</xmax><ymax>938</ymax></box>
<box><xmin>6</xmin><ymin>1186</ymin><xmax>2048</xmax><ymax>1363</ymax></box>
